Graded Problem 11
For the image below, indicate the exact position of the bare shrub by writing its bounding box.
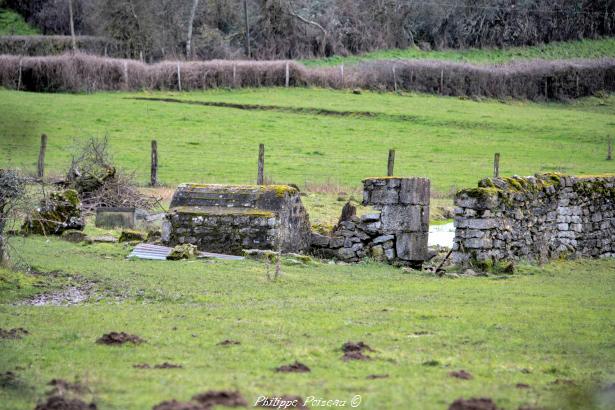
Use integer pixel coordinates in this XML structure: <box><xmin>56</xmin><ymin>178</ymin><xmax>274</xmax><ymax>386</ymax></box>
<box><xmin>0</xmin><ymin>36</ymin><xmax>125</xmax><ymax>58</ymax></box>
<box><xmin>0</xmin><ymin>53</ymin><xmax>613</xmax><ymax>100</ymax></box>
<box><xmin>65</xmin><ymin>137</ymin><xmax>159</xmax><ymax>213</ymax></box>
<box><xmin>0</xmin><ymin>170</ymin><xmax>26</xmax><ymax>265</ymax></box>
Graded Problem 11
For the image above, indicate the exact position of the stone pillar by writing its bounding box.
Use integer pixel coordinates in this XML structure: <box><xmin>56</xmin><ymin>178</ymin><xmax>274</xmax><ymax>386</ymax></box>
<box><xmin>363</xmin><ymin>177</ymin><xmax>430</xmax><ymax>267</ymax></box>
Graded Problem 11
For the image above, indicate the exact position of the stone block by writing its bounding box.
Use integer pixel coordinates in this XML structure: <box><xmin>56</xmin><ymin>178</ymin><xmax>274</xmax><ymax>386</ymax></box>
<box><xmin>95</xmin><ymin>207</ymin><xmax>136</xmax><ymax>229</ymax></box>
<box><xmin>395</xmin><ymin>232</ymin><xmax>428</xmax><ymax>261</ymax></box>
<box><xmin>380</xmin><ymin>205</ymin><xmax>422</xmax><ymax>231</ymax></box>
<box><xmin>399</xmin><ymin>178</ymin><xmax>430</xmax><ymax>205</ymax></box>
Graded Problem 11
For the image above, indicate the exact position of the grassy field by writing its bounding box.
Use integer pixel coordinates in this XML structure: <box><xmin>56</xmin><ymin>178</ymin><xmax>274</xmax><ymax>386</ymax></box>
<box><xmin>303</xmin><ymin>38</ymin><xmax>615</xmax><ymax>67</ymax></box>
<box><xmin>1</xmin><ymin>89</ymin><xmax>614</xmax><ymax>196</ymax></box>
<box><xmin>0</xmin><ymin>235</ymin><xmax>614</xmax><ymax>410</ymax></box>
<box><xmin>0</xmin><ymin>8</ymin><xmax>38</xmax><ymax>36</ymax></box>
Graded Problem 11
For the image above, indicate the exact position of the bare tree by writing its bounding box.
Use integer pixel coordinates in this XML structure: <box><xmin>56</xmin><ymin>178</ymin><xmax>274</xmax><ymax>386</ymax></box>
<box><xmin>244</xmin><ymin>0</ymin><xmax>251</xmax><ymax>57</ymax></box>
<box><xmin>186</xmin><ymin>0</ymin><xmax>200</xmax><ymax>58</ymax></box>
<box><xmin>68</xmin><ymin>0</ymin><xmax>77</xmax><ymax>52</ymax></box>
<box><xmin>0</xmin><ymin>170</ymin><xmax>26</xmax><ymax>266</ymax></box>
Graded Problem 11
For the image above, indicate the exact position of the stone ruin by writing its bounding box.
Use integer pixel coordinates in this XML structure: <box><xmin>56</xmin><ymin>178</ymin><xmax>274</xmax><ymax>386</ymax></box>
<box><xmin>162</xmin><ymin>184</ymin><xmax>311</xmax><ymax>255</ymax></box>
<box><xmin>311</xmin><ymin>177</ymin><xmax>430</xmax><ymax>267</ymax></box>
<box><xmin>453</xmin><ymin>173</ymin><xmax>615</xmax><ymax>266</ymax></box>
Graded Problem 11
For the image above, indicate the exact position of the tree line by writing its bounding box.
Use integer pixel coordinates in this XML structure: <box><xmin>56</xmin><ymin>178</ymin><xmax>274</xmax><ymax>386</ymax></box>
<box><xmin>3</xmin><ymin>0</ymin><xmax>615</xmax><ymax>61</ymax></box>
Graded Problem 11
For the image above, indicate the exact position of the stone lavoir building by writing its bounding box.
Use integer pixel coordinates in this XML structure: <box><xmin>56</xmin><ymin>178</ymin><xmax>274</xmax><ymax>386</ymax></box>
<box><xmin>163</xmin><ymin>177</ymin><xmax>432</xmax><ymax>267</ymax></box>
<box><xmin>162</xmin><ymin>183</ymin><xmax>311</xmax><ymax>255</ymax></box>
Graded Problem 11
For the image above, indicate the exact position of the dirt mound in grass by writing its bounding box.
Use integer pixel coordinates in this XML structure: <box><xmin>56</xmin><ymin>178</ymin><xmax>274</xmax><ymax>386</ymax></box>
<box><xmin>448</xmin><ymin>398</ymin><xmax>501</xmax><ymax>410</ymax></box>
<box><xmin>449</xmin><ymin>370</ymin><xmax>473</xmax><ymax>380</ymax></box>
<box><xmin>96</xmin><ymin>332</ymin><xmax>144</xmax><ymax>345</ymax></box>
<box><xmin>341</xmin><ymin>341</ymin><xmax>373</xmax><ymax>361</ymax></box>
<box><xmin>275</xmin><ymin>362</ymin><xmax>311</xmax><ymax>373</ymax></box>
<box><xmin>47</xmin><ymin>379</ymin><xmax>89</xmax><ymax>395</ymax></box>
<box><xmin>342</xmin><ymin>351</ymin><xmax>371</xmax><ymax>361</ymax></box>
<box><xmin>153</xmin><ymin>390</ymin><xmax>247</xmax><ymax>410</ymax></box>
<box><xmin>152</xmin><ymin>400</ymin><xmax>204</xmax><ymax>410</ymax></box>
<box><xmin>218</xmin><ymin>339</ymin><xmax>241</xmax><ymax>346</ymax></box>
<box><xmin>35</xmin><ymin>395</ymin><xmax>96</xmax><ymax>410</ymax></box>
<box><xmin>133</xmin><ymin>363</ymin><xmax>183</xmax><ymax>369</ymax></box>
<box><xmin>342</xmin><ymin>341</ymin><xmax>373</xmax><ymax>353</ymax></box>
<box><xmin>192</xmin><ymin>390</ymin><xmax>247</xmax><ymax>407</ymax></box>
<box><xmin>366</xmin><ymin>374</ymin><xmax>389</xmax><ymax>379</ymax></box>
<box><xmin>0</xmin><ymin>328</ymin><xmax>29</xmax><ymax>339</ymax></box>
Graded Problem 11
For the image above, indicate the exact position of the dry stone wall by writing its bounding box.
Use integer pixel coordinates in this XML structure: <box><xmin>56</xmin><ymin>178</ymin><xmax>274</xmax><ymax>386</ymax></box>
<box><xmin>311</xmin><ymin>177</ymin><xmax>430</xmax><ymax>266</ymax></box>
<box><xmin>163</xmin><ymin>184</ymin><xmax>311</xmax><ymax>255</ymax></box>
<box><xmin>452</xmin><ymin>174</ymin><xmax>615</xmax><ymax>266</ymax></box>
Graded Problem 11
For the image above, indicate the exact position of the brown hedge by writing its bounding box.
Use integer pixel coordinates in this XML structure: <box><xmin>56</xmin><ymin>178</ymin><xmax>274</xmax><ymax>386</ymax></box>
<box><xmin>0</xmin><ymin>53</ymin><xmax>613</xmax><ymax>100</ymax></box>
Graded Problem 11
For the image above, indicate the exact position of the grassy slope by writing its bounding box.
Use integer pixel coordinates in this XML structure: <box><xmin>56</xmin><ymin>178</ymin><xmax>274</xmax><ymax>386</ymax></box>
<box><xmin>303</xmin><ymin>38</ymin><xmax>615</xmax><ymax>67</ymax></box>
<box><xmin>0</xmin><ymin>236</ymin><xmax>614</xmax><ymax>410</ymax></box>
<box><xmin>1</xmin><ymin>89</ymin><xmax>614</xmax><ymax>194</ymax></box>
<box><xmin>0</xmin><ymin>8</ymin><xmax>38</xmax><ymax>36</ymax></box>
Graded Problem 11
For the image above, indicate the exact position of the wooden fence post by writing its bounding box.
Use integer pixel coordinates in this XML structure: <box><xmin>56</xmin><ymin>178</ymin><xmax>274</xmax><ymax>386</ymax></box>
<box><xmin>257</xmin><ymin>143</ymin><xmax>265</xmax><ymax>185</ymax></box>
<box><xmin>17</xmin><ymin>58</ymin><xmax>22</xmax><ymax>91</ymax></box>
<box><xmin>177</xmin><ymin>63</ymin><xmax>182</xmax><ymax>91</ymax></box>
<box><xmin>233</xmin><ymin>63</ymin><xmax>237</xmax><ymax>87</ymax></box>
<box><xmin>608</xmin><ymin>137</ymin><xmax>612</xmax><ymax>161</ymax></box>
<box><xmin>387</xmin><ymin>149</ymin><xmax>395</xmax><ymax>176</ymax></box>
<box><xmin>440</xmin><ymin>69</ymin><xmax>444</xmax><ymax>95</ymax></box>
<box><xmin>392</xmin><ymin>66</ymin><xmax>398</xmax><ymax>92</ymax></box>
<box><xmin>150</xmin><ymin>140</ymin><xmax>158</xmax><ymax>186</ymax></box>
<box><xmin>37</xmin><ymin>134</ymin><xmax>47</xmax><ymax>178</ymax></box>
<box><xmin>285</xmin><ymin>62</ymin><xmax>290</xmax><ymax>88</ymax></box>
<box><xmin>123</xmin><ymin>61</ymin><xmax>128</xmax><ymax>88</ymax></box>
<box><xmin>340</xmin><ymin>64</ymin><xmax>344</xmax><ymax>85</ymax></box>
<box><xmin>493</xmin><ymin>153</ymin><xmax>500</xmax><ymax>178</ymax></box>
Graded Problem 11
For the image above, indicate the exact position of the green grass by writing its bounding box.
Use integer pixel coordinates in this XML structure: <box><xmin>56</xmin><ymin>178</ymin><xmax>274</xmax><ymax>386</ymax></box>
<box><xmin>0</xmin><ymin>8</ymin><xmax>39</xmax><ymax>36</ymax></box>
<box><xmin>1</xmin><ymin>88</ymin><xmax>614</xmax><ymax>194</ymax></box>
<box><xmin>303</xmin><ymin>38</ymin><xmax>615</xmax><ymax>67</ymax></box>
<box><xmin>0</xmin><ymin>235</ymin><xmax>614</xmax><ymax>409</ymax></box>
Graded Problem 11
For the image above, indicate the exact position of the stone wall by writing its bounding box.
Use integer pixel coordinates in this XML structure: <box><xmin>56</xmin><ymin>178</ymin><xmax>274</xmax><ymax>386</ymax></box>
<box><xmin>162</xmin><ymin>184</ymin><xmax>311</xmax><ymax>255</ymax></box>
<box><xmin>311</xmin><ymin>177</ymin><xmax>430</xmax><ymax>266</ymax></box>
<box><xmin>452</xmin><ymin>174</ymin><xmax>615</xmax><ymax>266</ymax></box>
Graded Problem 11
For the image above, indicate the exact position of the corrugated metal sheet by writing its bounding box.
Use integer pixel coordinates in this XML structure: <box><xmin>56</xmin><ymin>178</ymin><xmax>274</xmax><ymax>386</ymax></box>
<box><xmin>128</xmin><ymin>244</ymin><xmax>244</xmax><ymax>261</ymax></box>
<box><xmin>128</xmin><ymin>244</ymin><xmax>172</xmax><ymax>260</ymax></box>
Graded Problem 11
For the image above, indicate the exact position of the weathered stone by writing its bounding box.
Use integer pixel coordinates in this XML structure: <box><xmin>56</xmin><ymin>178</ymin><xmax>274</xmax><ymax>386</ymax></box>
<box><xmin>61</xmin><ymin>229</ymin><xmax>88</xmax><ymax>243</ymax></box>
<box><xmin>372</xmin><ymin>234</ymin><xmax>395</xmax><ymax>244</ymax></box>
<box><xmin>361</xmin><ymin>213</ymin><xmax>381</xmax><ymax>223</ymax></box>
<box><xmin>22</xmin><ymin>190</ymin><xmax>84</xmax><ymax>236</ymax></box>
<box><xmin>95</xmin><ymin>207</ymin><xmax>136</xmax><ymax>229</ymax></box>
<box><xmin>395</xmin><ymin>232</ymin><xmax>428</xmax><ymax>261</ymax></box>
<box><xmin>370</xmin><ymin>245</ymin><xmax>384</xmax><ymax>260</ymax></box>
<box><xmin>119</xmin><ymin>229</ymin><xmax>147</xmax><ymax>243</ymax></box>
<box><xmin>337</xmin><ymin>247</ymin><xmax>356</xmax><ymax>260</ymax></box>
<box><xmin>399</xmin><ymin>178</ymin><xmax>430</xmax><ymax>205</ymax></box>
<box><xmin>380</xmin><ymin>205</ymin><xmax>422</xmax><ymax>231</ymax></box>
<box><xmin>311</xmin><ymin>233</ymin><xmax>330</xmax><ymax>247</ymax></box>
<box><xmin>168</xmin><ymin>244</ymin><xmax>198</xmax><ymax>260</ymax></box>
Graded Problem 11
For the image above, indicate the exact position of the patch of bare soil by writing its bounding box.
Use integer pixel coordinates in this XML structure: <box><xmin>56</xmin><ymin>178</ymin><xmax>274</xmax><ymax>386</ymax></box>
<box><xmin>152</xmin><ymin>390</ymin><xmax>248</xmax><ymax>410</ymax></box>
<box><xmin>133</xmin><ymin>363</ymin><xmax>182</xmax><ymax>369</ymax></box>
<box><xmin>152</xmin><ymin>400</ymin><xmax>204</xmax><ymax>410</ymax></box>
<box><xmin>276</xmin><ymin>361</ymin><xmax>311</xmax><ymax>373</ymax></box>
<box><xmin>192</xmin><ymin>391</ymin><xmax>247</xmax><ymax>408</ymax></box>
<box><xmin>366</xmin><ymin>374</ymin><xmax>389</xmax><ymax>379</ymax></box>
<box><xmin>47</xmin><ymin>379</ymin><xmax>89</xmax><ymax>395</ymax></box>
<box><xmin>0</xmin><ymin>328</ymin><xmax>28</xmax><ymax>339</ymax></box>
<box><xmin>257</xmin><ymin>396</ymin><xmax>306</xmax><ymax>409</ymax></box>
<box><xmin>0</xmin><ymin>371</ymin><xmax>18</xmax><ymax>388</ymax></box>
<box><xmin>516</xmin><ymin>383</ymin><xmax>530</xmax><ymax>389</ymax></box>
<box><xmin>96</xmin><ymin>332</ymin><xmax>144</xmax><ymax>345</ymax></box>
<box><xmin>35</xmin><ymin>396</ymin><xmax>96</xmax><ymax>410</ymax></box>
<box><xmin>449</xmin><ymin>370</ymin><xmax>473</xmax><ymax>380</ymax></box>
<box><xmin>448</xmin><ymin>398</ymin><xmax>502</xmax><ymax>410</ymax></box>
<box><xmin>22</xmin><ymin>284</ymin><xmax>95</xmax><ymax>306</ymax></box>
<box><xmin>341</xmin><ymin>341</ymin><xmax>373</xmax><ymax>361</ymax></box>
<box><xmin>218</xmin><ymin>339</ymin><xmax>241</xmax><ymax>346</ymax></box>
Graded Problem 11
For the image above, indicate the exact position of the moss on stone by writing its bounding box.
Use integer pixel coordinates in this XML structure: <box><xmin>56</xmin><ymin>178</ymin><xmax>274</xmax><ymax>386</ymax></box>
<box><xmin>173</xmin><ymin>206</ymin><xmax>275</xmax><ymax>218</ymax></box>
<box><xmin>459</xmin><ymin>187</ymin><xmax>500</xmax><ymax>200</ymax></box>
